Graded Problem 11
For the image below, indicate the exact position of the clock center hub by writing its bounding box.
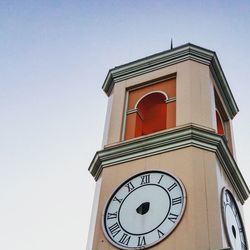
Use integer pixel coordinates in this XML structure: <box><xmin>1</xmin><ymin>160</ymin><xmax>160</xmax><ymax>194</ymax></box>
<box><xmin>231</xmin><ymin>225</ymin><xmax>236</xmax><ymax>239</ymax></box>
<box><xmin>136</xmin><ymin>202</ymin><xmax>150</xmax><ymax>215</ymax></box>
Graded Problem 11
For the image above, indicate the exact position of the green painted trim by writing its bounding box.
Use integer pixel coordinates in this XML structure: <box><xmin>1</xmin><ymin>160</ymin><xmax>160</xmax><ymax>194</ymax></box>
<box><xmin>88</xmin><ymin>124</ymin><xmax>249</xmax><ymax>203</ymax></box>
<box><xmin>209</xmin><ymin>55</ymin><xmax>239</xmax><ymax>119</ymax></box>
<box><xmin>211</xmin><ymin>248</ymin><xmax>230</xmax><ymax>250</ymax></box>
<box><xmin>102</xmin><ymin>43</ymin><xmax>238</xmax><ymax>119</ymax></box>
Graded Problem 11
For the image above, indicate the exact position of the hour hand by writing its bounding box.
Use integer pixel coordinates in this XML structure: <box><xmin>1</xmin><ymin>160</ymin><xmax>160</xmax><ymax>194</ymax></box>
<box><xmin>136</xmin><ymin>202</ymin><xmax>150</xmax><ymax>215</ymax></box>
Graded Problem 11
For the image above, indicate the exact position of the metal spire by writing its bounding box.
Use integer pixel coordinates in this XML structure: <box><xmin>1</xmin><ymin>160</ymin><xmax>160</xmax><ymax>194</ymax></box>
<box><xmin>170</xmin><ymin>38</ymin><xmax>173</xmax><ymax>50</ymax></box>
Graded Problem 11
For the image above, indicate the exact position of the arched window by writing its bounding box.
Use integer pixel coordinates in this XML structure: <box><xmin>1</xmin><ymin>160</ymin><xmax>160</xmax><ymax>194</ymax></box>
<box><xmin>216</xmin><ymin>110</ymin><xmax>224</xmax><ymax>135</ymax></box>
<box><xmin>135</xmin><ymin>92</ymin><xmax>167</xmax><ymax>136</ymax></box>
<box><xmin>124</xmin><ymin>78</ymin><xmax>176</xmax><ymax>140</ymax></box>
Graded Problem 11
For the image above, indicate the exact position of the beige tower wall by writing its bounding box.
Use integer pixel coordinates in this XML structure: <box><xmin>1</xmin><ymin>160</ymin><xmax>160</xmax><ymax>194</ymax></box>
<box><xmin>176</xmin><ymin>61</ymin><xmax>215</xmax><ymax>129</ymax></box>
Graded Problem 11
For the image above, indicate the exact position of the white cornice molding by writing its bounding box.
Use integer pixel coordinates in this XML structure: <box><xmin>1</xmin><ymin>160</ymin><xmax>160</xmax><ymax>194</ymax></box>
<box><xmin>102</xmin><ymin>43</ymin><xmax>238</xmax><ymax>119</ymax></box>
<box><xmin>88</xmin><ymin>124</ymin><xmax>249</xmax><ymax>204</ymax></box>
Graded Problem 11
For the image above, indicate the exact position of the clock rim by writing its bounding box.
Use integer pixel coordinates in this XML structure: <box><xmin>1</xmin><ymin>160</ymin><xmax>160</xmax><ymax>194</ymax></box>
<box><xmin>102</xmin><ymin>169</ymin><xmax>187</xmax><ymax>250</ymax></box>
<box><xmin>221</xmin><ymin>187</ymin><xmax>249</xmax><ymax>250</ymax></box>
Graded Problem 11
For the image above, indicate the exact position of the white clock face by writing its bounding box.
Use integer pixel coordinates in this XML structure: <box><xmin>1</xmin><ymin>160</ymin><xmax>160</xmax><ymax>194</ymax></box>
<box><xmin>221</xmin><ymin>188</ymin><xmax>248</xmax><ymax>250</ymax></box>
<box><xmin>103</xmin><ymin>170</ymin><xmax>186</xmax><ymax>249</ymax></box>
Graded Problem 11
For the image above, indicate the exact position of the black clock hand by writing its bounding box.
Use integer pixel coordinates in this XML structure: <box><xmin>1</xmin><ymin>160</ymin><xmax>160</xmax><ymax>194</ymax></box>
<box><xmin>136</xmin><ymin>202</ymin><xmax>150</xmax><ymax>215</ymax></box>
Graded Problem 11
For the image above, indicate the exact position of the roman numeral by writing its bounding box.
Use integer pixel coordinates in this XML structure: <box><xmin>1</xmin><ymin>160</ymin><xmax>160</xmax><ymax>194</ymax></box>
<box><xmin>125</xmin><ymin>181</ymin><xmax>135</xmax><ymax>193</ymax></box>
<box><xmin>137</xmin><ymin>236</ymin><xmax>146</xmax><ymax>246</ymax></box>
<box><xmin>112</xmin><ymin>196</ymin><xmax>123</xmax><ymax>203</ymax></box>
<box><xmin>172</xmin><ymin>196</ymin><xmax>182</xmax><ymax>206</ymax></box>
<box><xmin>168</xmin><ymin>212</ymin><xmax>178</xmax><ymax>223</ymax></box>
<box><xmin>140</xmin><ymin>174</ymin><xmax>150</xmax><ymax>185</ymax></box>
<box><xmin>157</xmin><ymin>229</ymin><xmax>164</xmax><ymax>238</ymax></box>
<box><xmin>241</xmin><ymin>242</ymin><xmax>247</xmax><ymax>250</ymax></box>
<box><xmin>225</xmin><ymin>192</ymin><xmax>230</xmax><ymax>203</ymax></box>
<box><xmin>108</xmin><ymin>222</ymin><xmax>121</xmax><ymax>237</ymax></box>
<box><xmin>236</xmin><ymin>215</ymin><xmax>241</xmax><ymax>228</ymax></box>
<box><xmin>232</xmin><ymin>205</ymin><xmax>238</xmax><ymax>216</ymax></box>
<box><xmin>107</xmin><ymin>211</ymin><xmax>118</xmax><ymax>219</ymax></box>
<box><xmin>167</xmin><ymin>182</ymin><xmax>177</xmax><ymax>192</ymax></box>
<box><xmin>157</xmin><ymin>174</ymin><xmax>164</xmax><ymax>184</ymax></box>
<box><xmin>119</xmin><ymin>233</ymin><xmax>131</xmax><ymax>246</ymax></box>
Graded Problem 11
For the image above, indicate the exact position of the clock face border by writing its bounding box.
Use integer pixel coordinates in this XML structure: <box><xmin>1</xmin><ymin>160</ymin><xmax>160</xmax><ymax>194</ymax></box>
<box><xmin>102</xmin><ymin>170</ymin><xmax>187</xmax><ymax>249</ymax></box>
<box><xmin>221</xmin><ymin>187</ymin><xmax>249</xmax><ymax>250</ymax></box>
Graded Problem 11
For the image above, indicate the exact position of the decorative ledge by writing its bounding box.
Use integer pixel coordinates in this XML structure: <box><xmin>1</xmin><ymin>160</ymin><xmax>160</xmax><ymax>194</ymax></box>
<box><xmin>102</xmin><ymin>43</ymin><xmax>238</xmax><ymax>119</ymax></box>
<box><xmin>88</xmin><ymin>124</ymin><xmax>249</xmax><ymax>204</ymax></box>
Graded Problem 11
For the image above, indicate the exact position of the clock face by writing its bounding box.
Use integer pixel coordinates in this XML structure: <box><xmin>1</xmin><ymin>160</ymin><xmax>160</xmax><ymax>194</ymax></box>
<box><xmin>103</xmin><ymin>170</ymin><xmax>186</xmax><ymax>249</ymax></box>
<box><xmin>221</xmin><ymin>188</ymin><xmax>248</xmax><ymax>250</ymax></box>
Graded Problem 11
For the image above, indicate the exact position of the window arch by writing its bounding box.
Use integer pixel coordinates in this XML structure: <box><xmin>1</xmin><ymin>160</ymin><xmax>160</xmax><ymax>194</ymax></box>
<box><xmin>134</xmin><ymin>91</ymin><xmax>169</xmax><ymax>108</ymax></box>
<box><xmin>216</xmin><ymin>110</ymin><xmax>224</xmax><ymax>135</ymax></box>
<box><xmin>135</xmin><ymin>92</ymin><xmax>167</xmax><ymax>136</ymax></box>
<box><xmin>124</xmin><ymin>77</ymin><xmax>176</xmax><ymax>140</ymax></box>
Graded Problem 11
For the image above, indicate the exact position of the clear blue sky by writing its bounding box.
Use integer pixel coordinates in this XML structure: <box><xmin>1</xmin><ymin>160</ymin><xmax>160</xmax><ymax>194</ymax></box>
<box><xmin>1</xmin><ymin>1</ymin><xmax>250</xmax><ymax>249</ymax></box>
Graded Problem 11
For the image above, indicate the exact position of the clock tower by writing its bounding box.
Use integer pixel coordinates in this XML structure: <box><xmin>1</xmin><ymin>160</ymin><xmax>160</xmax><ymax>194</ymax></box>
<box><xmin>87</xmin><ymin>43</ymin><xmax>249</xmax><ymax>250</ymax></box>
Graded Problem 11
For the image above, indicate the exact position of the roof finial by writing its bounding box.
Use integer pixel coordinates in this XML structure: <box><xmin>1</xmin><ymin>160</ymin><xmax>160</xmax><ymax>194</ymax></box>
<box><xmin>170</xmin><ymin>38</ymin><xmax>173</xmax><ymax>50</ymax></box>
